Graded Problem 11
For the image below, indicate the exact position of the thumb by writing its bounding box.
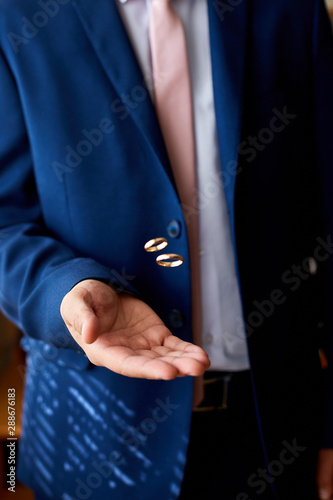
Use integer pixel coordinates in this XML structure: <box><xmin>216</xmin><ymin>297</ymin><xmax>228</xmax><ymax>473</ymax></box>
<box><xmin>60</xmin><ymin>287</ymin><xmax>101</xmax><ymax>345</ymax></box>
<box><xmin>81</xmin><ymin>313</ymin><xmax>101</xmax><ymax>344</ymax></box>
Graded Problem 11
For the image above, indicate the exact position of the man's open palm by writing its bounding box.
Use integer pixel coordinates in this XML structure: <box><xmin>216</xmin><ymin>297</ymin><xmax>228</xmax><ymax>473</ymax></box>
<box><xmin>61</xmin><ymin>279</ymin><xmax>210</xmax><ymax>380</ymax></box>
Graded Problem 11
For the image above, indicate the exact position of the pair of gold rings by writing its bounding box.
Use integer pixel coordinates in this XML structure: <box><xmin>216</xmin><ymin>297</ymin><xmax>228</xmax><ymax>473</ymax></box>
<box><xmin>144</xmin><ymin>237</ymin><xmax>184</xmax><ymax>268</ymax></box>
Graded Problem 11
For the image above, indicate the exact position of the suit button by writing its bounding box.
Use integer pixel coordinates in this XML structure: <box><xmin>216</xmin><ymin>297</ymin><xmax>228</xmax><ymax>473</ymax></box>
<box><xmin>168</xmin><ymin>309</ymin><xmax>185</xmax><ymax>328</ymax></box>
<box><xmin>167</xmin><ymin>220</ymin><xmax>181</xmax><ymax>238</ymax></box>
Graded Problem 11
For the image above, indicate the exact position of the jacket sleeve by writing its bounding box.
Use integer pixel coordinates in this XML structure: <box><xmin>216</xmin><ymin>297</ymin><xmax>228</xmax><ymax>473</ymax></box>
<box><xmin>312</xmin><ymin>0</ymin><xmax>333</xmax><ymax>448</ymax></box>
<box><xmin>0</xmin><ymin>48</ymin><xmax>135</xmax><ymax>352</ymax></box>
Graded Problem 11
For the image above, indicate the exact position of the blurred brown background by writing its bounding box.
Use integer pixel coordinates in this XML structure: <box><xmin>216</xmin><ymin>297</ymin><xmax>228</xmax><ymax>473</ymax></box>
<box><xmin>0</xmin><ymin>315</ymin><xmax>33</xmax><ymax>499</ymax></box>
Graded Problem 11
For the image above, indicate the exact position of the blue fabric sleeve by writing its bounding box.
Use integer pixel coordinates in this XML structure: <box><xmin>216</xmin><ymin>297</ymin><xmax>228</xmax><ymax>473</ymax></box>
<box><xmin>0</xmin><ymin>48</ymin><xmax>136</xmax><ymax>352</ymax></box>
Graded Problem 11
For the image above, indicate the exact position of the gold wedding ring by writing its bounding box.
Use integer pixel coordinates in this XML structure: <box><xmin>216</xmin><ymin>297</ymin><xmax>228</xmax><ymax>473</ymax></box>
<box><xmin>144</xmin><ymin>237</ymin><xmax>168</xmax><ymax>253</ymax></box>
<box><xmin>156</xmin><ymin>253</ymin><xmax>184</xmax><ymax>268</ymax></box>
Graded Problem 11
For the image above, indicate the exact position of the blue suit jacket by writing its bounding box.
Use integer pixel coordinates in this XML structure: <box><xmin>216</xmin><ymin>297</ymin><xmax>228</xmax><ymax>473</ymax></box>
<box><xmin>0</xmin><ymin>0</ymin><xmax>333</xmax><ymax>498</ymax></box>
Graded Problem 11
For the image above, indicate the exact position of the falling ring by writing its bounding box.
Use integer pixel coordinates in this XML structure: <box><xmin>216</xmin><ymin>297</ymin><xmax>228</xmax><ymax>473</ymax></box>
<box><xmin>156</xmin><ymin>253</ymin><xmax>184</xmax><ymax>268</ymax></box>
<box><xmin>144</xmin><ymin>237</ymin><xmax>168</xmax><ymax>253</ymax></box>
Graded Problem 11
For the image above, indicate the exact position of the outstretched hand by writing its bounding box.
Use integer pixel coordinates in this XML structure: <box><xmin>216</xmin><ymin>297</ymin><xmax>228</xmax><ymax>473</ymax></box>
<box><xmin>60</xmin><ymin>279</ymin><xmax>210</xmax><ymax>380</ymax></box>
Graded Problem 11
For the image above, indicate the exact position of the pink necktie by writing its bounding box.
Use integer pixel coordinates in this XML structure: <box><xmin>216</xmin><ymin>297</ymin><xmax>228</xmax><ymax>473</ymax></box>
<box><xmin>149</xmin><ymin>0</ymin><xmax>202</xmax><ymax>354</ymax></box>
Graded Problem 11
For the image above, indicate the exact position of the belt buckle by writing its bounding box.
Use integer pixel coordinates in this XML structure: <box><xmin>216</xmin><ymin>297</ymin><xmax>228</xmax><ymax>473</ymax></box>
<box><xmin>193</xmin><ymin>374</ymin><xmax>232</xmax><ymax>413</ymax></box>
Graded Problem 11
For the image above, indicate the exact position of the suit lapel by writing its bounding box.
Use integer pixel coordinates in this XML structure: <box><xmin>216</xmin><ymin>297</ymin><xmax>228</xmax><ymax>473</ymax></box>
<box><xmin>72</xmin><ymin>0</ymin><xmax>248</xmax><ymax>227</ymax></box>
<box><xmin>207</xmin><ymin>0</ymin><xmax>248</xmax><ymax>251</ymax></box>
<box><xmin>72</xmin><ymin>0</ymin><xmax>174</xmax><ymax>185</ymax></box>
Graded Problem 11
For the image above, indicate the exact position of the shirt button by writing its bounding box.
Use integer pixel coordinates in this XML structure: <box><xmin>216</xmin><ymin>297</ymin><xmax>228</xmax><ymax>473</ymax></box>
<box><xmin>167</xmin><ymin>220</ymin><xmax>181</xmax><ymax>239</ymax></box>
<box><xmin>168</xmin><ymin>309</ymin><xmax>185</xmax><ymax>329</ymax></box>
<box><xmin>205</xmin><ymin>333</ymin><xmax>213</xmax><ymax>345</ymax></box>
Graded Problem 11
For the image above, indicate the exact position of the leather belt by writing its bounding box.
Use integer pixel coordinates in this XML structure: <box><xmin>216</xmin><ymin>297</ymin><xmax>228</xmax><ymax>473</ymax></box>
<box><xmin>193</xmin><ymin>370</ymin><xmax>251</xmax><ymax>412</ymax></box>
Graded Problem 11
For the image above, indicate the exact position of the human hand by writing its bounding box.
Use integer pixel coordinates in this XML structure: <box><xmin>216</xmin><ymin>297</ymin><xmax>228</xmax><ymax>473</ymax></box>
<box><xmin>317</xmin><ymin>449</ymin><xmax>333</xmax><ymax>499</ymax></box>
<box><xmin>60</xmin><ymin>279</ymin><xmax>210</xmax><ymax>380</ymax></box>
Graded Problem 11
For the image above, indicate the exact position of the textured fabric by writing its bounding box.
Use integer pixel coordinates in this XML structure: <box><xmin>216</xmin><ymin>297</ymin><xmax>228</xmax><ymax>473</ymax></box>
<box><xmin>19</xmin><ymin>339</ymin><xmax>193</xmax><ymax>500</ymax></box>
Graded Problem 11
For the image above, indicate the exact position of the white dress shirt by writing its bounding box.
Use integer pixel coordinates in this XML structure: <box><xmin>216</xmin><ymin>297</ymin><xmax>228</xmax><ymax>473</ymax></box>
<box><xmin>117</xmin><ymin>0</ymin><xmax>250</xmax><ymax>371</ymax></box>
